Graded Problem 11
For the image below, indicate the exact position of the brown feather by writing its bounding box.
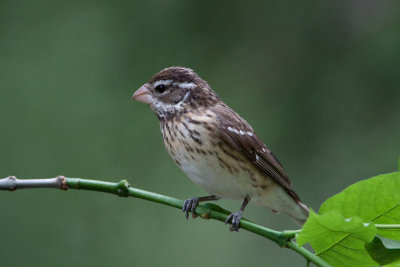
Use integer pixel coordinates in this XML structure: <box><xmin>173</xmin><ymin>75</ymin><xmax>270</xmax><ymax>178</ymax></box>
<box><xmin>212</xmin><ymin>103</ymin><xmax>302</xmax><ymax>203</ymax></box>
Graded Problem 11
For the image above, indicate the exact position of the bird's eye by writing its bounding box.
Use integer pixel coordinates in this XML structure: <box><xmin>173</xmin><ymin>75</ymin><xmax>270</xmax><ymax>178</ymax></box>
<box><xmin>155</xmin><ymin>84</ymin><xmax>167</xmax><ymax>94</ymax></box>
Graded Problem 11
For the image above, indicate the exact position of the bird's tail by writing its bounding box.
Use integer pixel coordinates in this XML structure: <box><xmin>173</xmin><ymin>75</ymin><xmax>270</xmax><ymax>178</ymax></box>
<box><xmin>285</xmin><ymin>201</ymin><xmax>310</xmax><ymax>226</ymax></box>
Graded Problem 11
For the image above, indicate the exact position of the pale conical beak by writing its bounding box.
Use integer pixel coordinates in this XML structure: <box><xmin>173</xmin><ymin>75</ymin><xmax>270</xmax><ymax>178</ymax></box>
<box><xmin>132</xmin><ymin>84</ymin><xmax>153</xmax><ymax>104</ymax></box>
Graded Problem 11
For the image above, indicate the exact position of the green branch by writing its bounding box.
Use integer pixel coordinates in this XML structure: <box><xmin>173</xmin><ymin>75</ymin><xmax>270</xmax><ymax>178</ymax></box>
<box><xmin>1</xmin><ymin>176</ymin><xmax>330</xmax><ymax>267</ymax></box>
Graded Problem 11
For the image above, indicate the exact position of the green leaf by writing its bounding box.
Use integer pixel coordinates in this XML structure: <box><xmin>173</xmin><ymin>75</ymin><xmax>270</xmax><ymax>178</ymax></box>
<box><xmin>365</xmin><ymin>235</ymin><xmax>400</xmax><ymax>265</ymax></box>
<box><xmin>320</xmin><ymin>171</ymin><xmax>400</xmax><ymax>240</ymax></box>
<box><xmin>383</xmin><ymin>257</ymin><xmax>400</xmax><ymax>267</ymax></box>
<box><xmin>297</xmin><ymin>210</ymin><xmax>377</xmax><ymax>266</ymax></box>
<box><xmin>297</xmin><ymin>210</ymin><xmax>376</xmax><ymax>247</ymax></box>
<box><xmin>300</xmin><ymin>171</ymin><xmax>400</xmax><ymax>266</ymax></box>
<box><xmin>398</xmin><ymin>157</ymin><xmax>400</xmax><ymax>172</ymax></box>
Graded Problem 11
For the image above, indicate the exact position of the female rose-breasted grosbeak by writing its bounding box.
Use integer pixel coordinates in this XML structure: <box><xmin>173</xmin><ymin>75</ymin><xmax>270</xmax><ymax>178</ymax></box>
<box><xmin>132</xmin><ymin>67</ymin><xmax>309</xmax><ymax>231</ymax></box>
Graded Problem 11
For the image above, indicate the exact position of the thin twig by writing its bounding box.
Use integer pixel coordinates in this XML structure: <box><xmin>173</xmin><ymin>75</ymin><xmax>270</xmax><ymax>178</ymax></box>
<box><xmin>0</xmin><ymin>176</ymin><xmax>331</xmax><ymax>267</ymax></box>
<box><xmin>0</xmin><ymin>176</ymin><xmax>67</xmax><ymax>190</ymax></box>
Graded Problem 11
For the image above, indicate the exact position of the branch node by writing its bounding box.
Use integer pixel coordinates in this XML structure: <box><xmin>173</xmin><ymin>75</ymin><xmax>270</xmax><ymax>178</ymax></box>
<box><xmin>280</xmin><ymin>229</ymin><xmax>300</xmax><ymax>241</ymax></box>
<box><xmin>277</xmin><ymin>231</ymin><xmax>297</xmax><ymax>248</ymax></box>
<box><xmin>58</xmin><ymin>176</ymin><xmax>68</xmax><ymax>191</ymax></box>
<box><xmin>200</xmin><ymin>212</ymin><xmax>210</xmax><ymax>220</ymax></box>
<box><xmin>7</xmin><ymin>176</ymin><xmax>17</xmax><ymax>191</ymax></box>
<box><xmin>116</xmin><ymin>180</ymin><xmax>130</xmax><ymax>197</ymax></box>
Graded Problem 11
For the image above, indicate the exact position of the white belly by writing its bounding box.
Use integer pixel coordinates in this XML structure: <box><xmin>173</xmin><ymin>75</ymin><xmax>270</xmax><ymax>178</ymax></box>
<box><xmin>178</xmin><ymin>149</ymin><xmax>251</xmax><ymax>200</ymax></box>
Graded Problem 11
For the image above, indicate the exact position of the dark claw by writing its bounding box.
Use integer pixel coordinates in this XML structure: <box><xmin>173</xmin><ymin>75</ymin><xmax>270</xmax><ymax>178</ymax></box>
<box><xmin>182</xmin><ymin>197</ymin><xmax>199</xmax><ymax>219</ymax></box>
<box><xmin>225</xmin><ymin>211</ymin><xmax>243</xmax><ymax>231</ymax></box>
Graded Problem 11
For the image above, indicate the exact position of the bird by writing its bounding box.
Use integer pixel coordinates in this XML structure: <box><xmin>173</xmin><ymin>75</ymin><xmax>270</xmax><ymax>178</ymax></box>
<box><xmin>132</xmin><ymin>66</ymin><xmax>309</xmax><ymax>231</ymax></box>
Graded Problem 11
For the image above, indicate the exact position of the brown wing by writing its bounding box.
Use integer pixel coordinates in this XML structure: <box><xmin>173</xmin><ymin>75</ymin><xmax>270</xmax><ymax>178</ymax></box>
<box><xmin>212</xmin><ymin>105</ymin><xmax>301</xmax><ymax>202</ymax></box>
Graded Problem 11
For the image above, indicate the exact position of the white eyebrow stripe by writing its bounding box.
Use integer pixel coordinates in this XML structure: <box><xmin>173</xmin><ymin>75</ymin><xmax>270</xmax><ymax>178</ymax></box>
<box><xmin>154</xmin><ymin>80</ymin><xmax>173</xmax><ymax>87</ymax></box>
<box><xmin>174</xmin><ymin>82</ymin><xmax>197</xmax><ymax>89</ymax></box>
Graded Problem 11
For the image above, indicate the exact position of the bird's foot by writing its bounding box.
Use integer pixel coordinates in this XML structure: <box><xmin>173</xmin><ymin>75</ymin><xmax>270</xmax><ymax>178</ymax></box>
<box><xmin>182</xmin><ymin>197</ymin><xmax>199</xmax><ymax>219</ymax></box>
<box><xmin>225</xmin><ymin>211</ymin><xmax>243</xmax><ymax>231</ymax></box>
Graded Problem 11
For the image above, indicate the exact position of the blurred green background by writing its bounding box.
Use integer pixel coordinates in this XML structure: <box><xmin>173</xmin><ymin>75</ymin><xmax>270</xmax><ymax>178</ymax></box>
<box><xmin>1</xmin><ymin>1</ymin><xmax>399</xmax><ymax>266</ymax></box>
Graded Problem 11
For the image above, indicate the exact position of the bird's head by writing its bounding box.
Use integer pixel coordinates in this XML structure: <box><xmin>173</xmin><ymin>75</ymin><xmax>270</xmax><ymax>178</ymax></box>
<box><xmin>132</xmin><ymin>66</ymin><xmax>220</xmax><ymax>120</ymax></box>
